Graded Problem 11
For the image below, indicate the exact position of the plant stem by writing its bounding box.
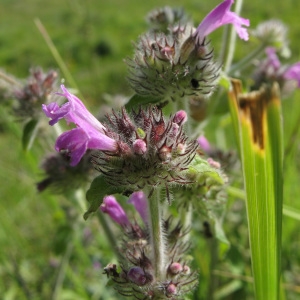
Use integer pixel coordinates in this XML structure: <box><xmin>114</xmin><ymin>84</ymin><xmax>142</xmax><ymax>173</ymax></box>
<box><xmin>147</xmin><ymin>187</ymin><xmax>166</xmax><ymax>279</ymax></box>
<box><xmin>207</xmin><ymin>237</ymin><xmax>219</xmax><ymax>300</ymax></box>
<box><xmin>228</xmin><ymin>43</ymin><xmax>266</xmax><ymax>75</ymax></box>
<box><xmin>51</xmin><ymin>239</ymin><xmax>74</xmax><ymax>300</ymax></box>
<box><xmin>223</xmin><ymin>0</ymin><xmax>243</xmax><ymax>73</ymax></box>
<box><xmin>0</xmin><ymin>70</ymin><xmax>22</xmax><ymax>87</ymax></box>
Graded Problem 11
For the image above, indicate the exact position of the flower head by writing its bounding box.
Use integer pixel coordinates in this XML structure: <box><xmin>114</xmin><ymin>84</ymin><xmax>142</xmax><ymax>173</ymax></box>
<box><xmin>252</xmin><ymin>19</ymin><xmax>289</xmax><ymax>55</ymax></box>
<box><xmin>127</xmin><ymin>1</ymin><xmax>249</xmax><ymax>102</ymax></box>
<box><xmin>91</xmin><ymin>106</ymin><xmax>199</xmax><ymax>200</ymax></box>
<box><xmin>13</xmin><ymin>67</ymin><xmax>58</xmax><ymax>120</ymax></box>
<box><xmin>100</xmin><ymin>196</ymin><xmax>130</xmax><ymax>227</ymax></box>
<box><xmin>43</xmin><ymin>85</ymin><xmax>117</xmax><ymax>166</ymax></box>
<box><xmin>194</xmin><ymin>0</ymin><xmax>250</xmax><ymax>43</ymax></box>
<box><xmin>146</xmin><ymin>6</ymin><xmax>190</xmax><ymax>33</ymax></box>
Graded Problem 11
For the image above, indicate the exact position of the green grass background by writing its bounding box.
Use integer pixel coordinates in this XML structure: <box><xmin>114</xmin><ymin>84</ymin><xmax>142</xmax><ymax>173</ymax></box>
<box><xmin>0</xmin><ymin>0</ymin><xmax>300</xmax><ymax>299</ymax></box>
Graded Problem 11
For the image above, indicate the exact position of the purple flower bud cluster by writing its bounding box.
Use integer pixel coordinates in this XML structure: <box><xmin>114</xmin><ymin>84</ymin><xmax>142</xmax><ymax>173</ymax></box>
<box><xmin>103</xmin><ymin>211</ymin><xmax>197</xmax><ymax>299</ymax></box>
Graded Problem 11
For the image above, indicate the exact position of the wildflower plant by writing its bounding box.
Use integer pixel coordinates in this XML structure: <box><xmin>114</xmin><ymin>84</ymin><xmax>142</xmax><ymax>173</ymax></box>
<box><xmin>2</xmin><ymin>0</ymin><xmax>300</xmax><ymax>299</ymax></box>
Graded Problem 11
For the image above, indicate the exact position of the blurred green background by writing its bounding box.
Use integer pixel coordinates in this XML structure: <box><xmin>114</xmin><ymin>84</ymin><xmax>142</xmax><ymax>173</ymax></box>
<box><xmin>0</xmin><ymin>0</ymin><xmax>300</xmax><ymax>299</ymax></box>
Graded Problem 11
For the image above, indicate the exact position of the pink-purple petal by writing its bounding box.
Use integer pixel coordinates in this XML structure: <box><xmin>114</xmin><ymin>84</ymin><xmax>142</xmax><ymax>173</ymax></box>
<box><xmin>195</xmin><ymin>0</ymin><xmax>249</xmax><ymax>42</ymax></box>
<box><xmin>128</xmin><ymin>191</ymin><xmax>148</xmax><ymax>223</ymax></box>
<box><xmin>42</xmin><ymin>102</ymin><xmax>70</xmax><ymax>126</ymax></box>
<box><xmin>100</xmin><ymin>196</ymin><xmax>130</xmax><ymax>226</ymax></box>
<box><xmin>284</xmin><ymin>62</ymin><xmax>300</xmax><ymax>87</ymax></box>
<box><xmin>43</xmin><ymin>85</ymin><xmax>118</xmax><ymax>165</ymax></box>
<box><xmin>58</xmin><ymin>85</ymin><xmax>106</xmax><ymax>133</ymax></box>
<box><xmin>55</xmin><ymin>128</ymin><xmax>89</xmax><ymax>166</ymax></box>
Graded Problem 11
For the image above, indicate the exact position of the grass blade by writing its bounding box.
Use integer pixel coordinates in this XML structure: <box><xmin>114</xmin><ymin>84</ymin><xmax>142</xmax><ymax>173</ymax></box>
<box><xmin>228</xmin><ymin>79</ymin><xmax>283</xmax><ymax>299</ymax></box>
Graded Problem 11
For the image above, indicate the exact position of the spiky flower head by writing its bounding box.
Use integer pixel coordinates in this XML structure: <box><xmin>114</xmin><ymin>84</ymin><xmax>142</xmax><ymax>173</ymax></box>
<box><xmin>146</xmin><ymin>6</ymin><xmax>191</xmax><ymax>33</ymax></box>
<box><xmin>14</xmin><ymin>67</ymin><xmax>58</xmax><ymax>120</ymax></box>
<box><xmin>92</xmin><ymin>107</ymin><xmax>198</xmax><ymax>198</ymax></box>
<box><xmin>127</xmin><ymin>0</ymin><xmax>249</xmax><ymax>102</ymax></box>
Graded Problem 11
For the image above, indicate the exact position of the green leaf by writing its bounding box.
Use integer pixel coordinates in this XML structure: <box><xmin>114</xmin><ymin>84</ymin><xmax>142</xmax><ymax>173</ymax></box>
<box><xmin>187</xmin><ymin>155</ymin><xmax>225</xmax><ymax>186</ymax></box>
<box><xmin>22</xmin><ymin>119</ymin><xmax>39</xmax><ymax>151</ymax></box>
<box><xmin>125</xmin><ymin>93</ymin><xmax>162</xmax><ymax>110</ymax></box>
<box><xmin>228</xmin><ymin>79</ymin><xmax>283</xmax><ymax>300</ymax></box>
<box><xmin>218</xmin><ymin>72</ymin><xmax>231</xmax><ymax>90</ymax></box>
<box><xmin>84</xmin><ymin>175</ymin><xmax>122</xmax><ymax>220</ymax></box>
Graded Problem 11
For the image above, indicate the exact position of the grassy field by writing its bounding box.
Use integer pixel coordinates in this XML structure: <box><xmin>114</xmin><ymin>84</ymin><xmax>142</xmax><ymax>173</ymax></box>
<box><xmin>1</xmin><ymin>0</ymin><xmax>300</xmax><ymax>299</ymax></box>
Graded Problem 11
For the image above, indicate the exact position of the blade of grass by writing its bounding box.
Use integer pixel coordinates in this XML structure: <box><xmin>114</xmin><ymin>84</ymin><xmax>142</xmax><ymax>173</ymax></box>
<box><xmin>228</xmin><ymin>79</ymin><xmax>283</xmax><ymax>299</ymax></box>
<box><xmin>34</xmin><ymin>18</ymin><xmax>83</xmax><ymax>99</ymax></box>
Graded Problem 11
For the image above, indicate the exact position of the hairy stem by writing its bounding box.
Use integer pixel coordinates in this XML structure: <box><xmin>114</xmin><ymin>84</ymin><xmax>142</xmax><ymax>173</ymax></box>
<box><xmin>147</xmin><ymin>187</ymin><xmax>166</xmax><ymax>279</ymax></box>
<box><xmin>51</xmin><ymin>239</ymin><xmax>74</xmax><ymax>300</ymax></box>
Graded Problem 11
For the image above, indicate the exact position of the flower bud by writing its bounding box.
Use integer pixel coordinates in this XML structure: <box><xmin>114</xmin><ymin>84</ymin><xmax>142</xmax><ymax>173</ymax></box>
<box><xmin>173</xmin><ymin>110</ymin><xmax>187</xmax><ymax>125</ymax></box>
<box><xmin>166</xmin><ymin>283</ymin><xmax>177</xmax><ymax>295</ymax></box>
<box><xmin>132</xmin><ymin>139</ymin><xmax>147</xmax><ymax>155</ymax></box>
<box><xmin>100</xmin><ymin>196</ymin><xmax>130</xmax><ymax>227</ymax></box>
<box><xmin>168</xmin><ymin>262</ymin><xmax>183</xmax><ymax>275</ymax></box>
<box><xmin>197</xmin><ymin>135</ymin><xmax>211</xmax><ymax>152</ymax></box>
<box><xmin>127</xmin><ymin>267</ymin><xmax>148</xmax><ymax>286</ymax></box>
<box><xmin>207</xmin><ymin>157</ymin><xmax>221</xmax><ymax>169</ymax></box>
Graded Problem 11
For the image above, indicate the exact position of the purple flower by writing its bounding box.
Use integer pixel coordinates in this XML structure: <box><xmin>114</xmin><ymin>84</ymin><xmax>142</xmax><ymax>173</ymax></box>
<box><xmin>194</xmin><ymin>0</ymin><xmax>250</xmax><ymax>42</ymax></box>
<box><xmin>264</xmin><ymin>47</ymin><xmax>281</xmax><ymax>72</ymax></box>
<box><xmin>42</xmin><ymin>85</ymin><xmax>117</xmax><ymax>166</ymax></box>
<box><xmin>284</xmin><ymin>62</ymin><xmax>300</xmax><ymax>87</ymax></box>
<box><xmin>128</xmin><ymin>191</ymin><xmax>148</xmax><ymax>223</ymax></box>
<box><xmin>254</xmin><ymin>47</ymin><xmax>300</xmax><ymax>92</ymax></box>
<box><xmin>100</xmin><ymin>195</ymin><xmax>130</xmax><ymax>227</ymax></box>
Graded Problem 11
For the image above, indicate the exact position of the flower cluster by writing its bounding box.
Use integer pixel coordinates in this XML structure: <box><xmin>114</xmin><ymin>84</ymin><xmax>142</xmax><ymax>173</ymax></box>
<box><xmin>252</xmin><ymin>19</ymin><xmax>289</xmax><ymax>53</ymax></box>
<box><xmin>43</xmin><ymin>85</ymin><xmax>199</xmax><ymax>199</ymax></box>
<box><xmin>127</xmin><ymin>0</ymin><xmax>249</xmax><ymax>102</ymax></box>
<box><xmin>14</xmin><ymin>67</ymin><xmax>58</xmax><ymax>120</ymax></box>
<box><xmin>251</xmin><ymin>47</ymin><xmax>300</xmax><ymax>97</ymax></box>
<box><xmin>37</xmin><ymin>151</ymin><xmax>96</xmax><ymax>194</ymax></box>
<box><xmin>146</xmin><ymin>6</ymin><xmax>190</xmax><ymax>33</ymax></box>
<box><xmin>101</xmin><ymin>194</ymin><xmax>197</xmax><ymax>299</ymax></box>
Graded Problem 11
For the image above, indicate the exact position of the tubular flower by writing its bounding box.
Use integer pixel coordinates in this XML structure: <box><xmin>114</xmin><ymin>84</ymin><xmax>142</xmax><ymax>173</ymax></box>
<box><xmin>42</xmin><ymin>85</ymin><xmax>117</xmax><ymax>166</ymax></box>
<box><xmin>127</xmin><ymin>0</ymin><xmax>249</xmax><ymax>101</ymax></box>
<box><xmin>194</xmin><ymin>0</ymin><xmax>250</xmax><ymax>43</ymax></box>
<box><xmin>100</xmin><ymin>195</ymin><xmax>130</xmax><ymax>227</ymax></box>
<box><xmin>128</xmin><ymin>191</ymin><xmax>148</xmax><ymax>223</ymax></box>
